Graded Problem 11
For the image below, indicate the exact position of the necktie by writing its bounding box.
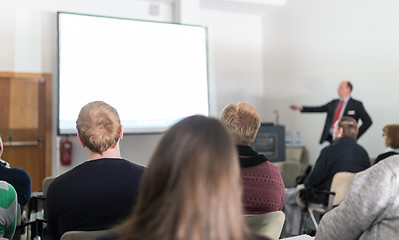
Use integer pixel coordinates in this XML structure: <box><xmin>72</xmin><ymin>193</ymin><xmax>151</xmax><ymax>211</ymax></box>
<box><xmin>332</xmin><ymin>100</ymin><xmax>344</xmax><ymax>128</ymax></box>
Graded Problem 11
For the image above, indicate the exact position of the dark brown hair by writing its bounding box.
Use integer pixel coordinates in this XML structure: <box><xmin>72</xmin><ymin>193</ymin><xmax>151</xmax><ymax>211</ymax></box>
<box><xmin>114</xmin><ymin>115</ymin><xmax>248</xmax><ymax>240</ymax></box>
<box><xmin>346</xmin><ymin>81</ymin><xmax>353</xmax><ymax>92</ymax></box>
<box><xmin>383</xmin><ymin>124</ymin><xmax>399</xmax><ymax>148</ymax></box>
<box><xmin>338</xmin><ymin>116</ymin><xmax>358</xmax><ymax>140</ymax></box>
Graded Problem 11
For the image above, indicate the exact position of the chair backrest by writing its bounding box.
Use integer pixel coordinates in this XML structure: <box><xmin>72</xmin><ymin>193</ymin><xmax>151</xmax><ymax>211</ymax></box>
<box><xmin>286</xmin><ymin>147</ymin><xmax>303</xmax><ymax>162</ymax></box>
<box><xmin>273</xmin><ymin>161</ymin><xmax>300</xmax><ymax>188</ymax></box>
<box><xmin>244</xmin><ymin>211</ymin><xmax>285</xmax><ymax>240</ymax></box>
<box><xmin>370</xmin><ymin>157</ymin><xmax>376</xmax><ymax>165</ymax></box>
<box><xmin>330</xmin><ymin>172</ymin><xmax>356</xmax><ymax>206</ymax></box>
<box><xmin>60</xmin><ymin>230</ymin><xmax>111</xmax><ymax>240</ymax></box>
<box><xmin>16</xmin><ymin>204</ymin><xmax>21</xmax><ymax>226</ymax></box>
<box><xmin>42</xmin><ymin>176</ymin><xmax>55</xmax><ymax>197</ymax></box>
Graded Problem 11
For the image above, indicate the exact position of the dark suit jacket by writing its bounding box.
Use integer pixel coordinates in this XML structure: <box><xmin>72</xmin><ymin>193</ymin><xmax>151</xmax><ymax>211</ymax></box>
<box><xmin>301</xmin><ymin>97</ymin><xmax>372</xmax><ymax>144</ymax></box>
<box><xmin>303</xmin><ymin>137</ymin><xmax>370</xmax><ymax>203</ymax></box>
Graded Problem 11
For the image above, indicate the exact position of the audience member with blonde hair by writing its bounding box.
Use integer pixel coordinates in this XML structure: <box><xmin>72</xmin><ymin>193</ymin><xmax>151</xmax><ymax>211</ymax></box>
<box><xmin>373</xmin><ymin>124</ymin><xmax>399</xmax><ymax>165</ymax></box>
<box><xmin>46</xmin><ymin>101</ymin><xmax>145</xmax><ymax>240</ymax></box>
<box><xmin>99</xmin><ymin>115</ymin><xmax>271</xmax><ymax>240</ymax></box>
<box><xmin>220</xmin><ymin>103</ymin><xmax>285</xmax><ymax>214</ymax></box>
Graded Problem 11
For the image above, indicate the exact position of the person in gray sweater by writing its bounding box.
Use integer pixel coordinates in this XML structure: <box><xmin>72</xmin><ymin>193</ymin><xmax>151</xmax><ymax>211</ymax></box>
<box><xmin>315</xmin><ymin>154</ymin><xmax>399</xmax><ymax>240</ymax></box>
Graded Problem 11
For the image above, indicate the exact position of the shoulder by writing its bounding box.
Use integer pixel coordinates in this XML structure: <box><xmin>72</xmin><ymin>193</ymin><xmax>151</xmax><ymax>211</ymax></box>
<box><xmin>375</xmin><ymin>152</ymin><xmax>399</xmax><ymax>165</ymax></box>
<box><xmin>111</xmin><ymin>159</ymin><xmax>146</xmax><ymax>175</ymax></box>
<box><xmin>0</xmin><ymin>180</ymin><xmax>16</xmax><ymax>192</ymax></box>
<box><xmin>338</xmin><ymin>138</ymin><xmax>368</xmax><ymax>155</ymax></box>
<box><xmin>354</xmin><ymin>156</ymin><xmax>399</xmax><ymax>187</ymax></box>
<box><xmin>378</xmin><ymin>155</ymin><xmax>399</xmax><ymax>170</ymax></box>
<box><xmin>320</xmin><ymin>144</ymin><xmax>334</xmax><ymax>155</ymax></box>
<box><xmin>10</xmin><ymin>167</ymin><xmax>31</xmax><ymax>179</ymax></box>
<box><xmin>328</xmin><ymin>99</ymin><xmax>340</xmax><ymax>105</ymax></box>
<box><xmin>3</xmin><ymin>166</ymin><xmax>27</xmax><ymax>174</ymax></box>
<box><xmin>47</xmin><ymin>164</ymin><xmax>84</xmax><ymax>192</ymax></box>
<box><xmin>121</xmin><ymin>159</ymin><xmax>146</xmax><ymax>170</ymax></box>
<box><xmin>355</xmin><ymin>142</ymin><xmax>369</xmax><ymax>156</ymax></box>
<box><xmin>348</xmin><ymin>98</ymin><xmax>364</xmax><ymax>105</ymax></box>
<box><xmin>1</xmin><ymin>167</ymin><xmax>31</xmax><ymax>184</ymax></box>
<box><xmin>0</xmin><ymin>181</ymin><xmax>16</xmax><ymax>202</ymax></box>
<box><xmin>258</xmin><ymin>161</ymin><xmax>282</xmax><ymax>176</ymax></box>
<box><xmin>91</xmin><ymin>158</ymin><xmax>145</xmax><ymax>170</ymax></box>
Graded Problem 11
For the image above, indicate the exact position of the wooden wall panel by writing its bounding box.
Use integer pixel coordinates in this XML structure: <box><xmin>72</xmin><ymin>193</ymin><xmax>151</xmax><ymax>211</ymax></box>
<box><xmin>0</xmin><ymin>78</ymin><xmax>11</xmax><ymax>128</ymax></box>
<box><xmin>9</xmin><ymin>79</ymin><xmax>39</xmax><ymax>129</ymax></box>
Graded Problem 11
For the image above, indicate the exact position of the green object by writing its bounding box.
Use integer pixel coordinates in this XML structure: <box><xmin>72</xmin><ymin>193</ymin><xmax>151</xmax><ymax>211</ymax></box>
<box><xmin>0</xmin><ymin>181</ymin><xmax>17</xmax><ymax>239</ymax></box>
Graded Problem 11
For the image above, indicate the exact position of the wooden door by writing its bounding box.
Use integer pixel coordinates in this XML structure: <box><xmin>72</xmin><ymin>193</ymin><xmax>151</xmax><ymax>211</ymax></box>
<box><xmin>0</xmin><ymin>72</ymin><xmax>52</xmax><ymax>192</ymax></box>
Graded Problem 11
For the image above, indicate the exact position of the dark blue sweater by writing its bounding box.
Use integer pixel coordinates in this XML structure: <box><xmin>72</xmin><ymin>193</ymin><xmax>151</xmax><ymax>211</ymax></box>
<box><xmin>46</xmin><ymin>158</ymin><xmax>145</xmax><ymax>240</ymax></box>
<box><xmin>0</xmin><ymin>165</ymin><xmax>31</xmax><ymax>207</ymax></box>
<box><xmin>304</xmin><ymin>137</ymin><xmax>370</xmax><ymax>203</ymax></box>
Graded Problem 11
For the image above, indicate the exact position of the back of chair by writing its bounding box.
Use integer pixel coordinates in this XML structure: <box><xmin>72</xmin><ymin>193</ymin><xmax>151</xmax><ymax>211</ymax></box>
<box><xmin>60</xmin><ymin>230</ymin><xmax>111</xmax><ymax>240</ymax></box>
<box><xmin>244</xmin><ymin>211</ymin><xmax>285</xmax><ymax>240</ymax></box>
<box><xmin>16</xmin><ymin>204</ymin><xmax>21</xmax><ymax>226</ymax></box>
<box><xmin>273</xmin><ymin>161</ymin><xmax>300</xmax><ymax>188</ymax></box>
<box><xmin>42</xmin><ymin>176</ymin><xmax>55</xmax><ymax>197</ymax></box>
<box><xmin>330</xmin><ymin>172</ymin><xmax>356</xmax><ymax>206</ymax></box>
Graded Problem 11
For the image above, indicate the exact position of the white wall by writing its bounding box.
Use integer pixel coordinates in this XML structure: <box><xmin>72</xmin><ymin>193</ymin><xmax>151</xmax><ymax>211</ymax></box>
<box><xmin>199</xmin><ymin>9</ymin><xmax>263</xmax><ymax>116</ymax></box>
<box><xmin>0</xmin><ymin>0</ymin><xmax>174</xmax><ymax>176</ymax></box>
<box><xmin>0</xmin><ymin>0</ymin><xmax>265</xmax><ymax>176</ymax></box>
<box><xmin>3</xmin><ymin>0</ymin><xmax>397</xmax><ymax>176</ymax></box>
<box><xmin>262</xmin><ymin>0</ymin><xmax>399</xmax><ymax>164</ymax></box>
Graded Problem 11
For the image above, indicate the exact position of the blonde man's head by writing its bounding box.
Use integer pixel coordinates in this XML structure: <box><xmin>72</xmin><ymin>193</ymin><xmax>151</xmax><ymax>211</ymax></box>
<box><xmin>76</xmin><ymin>101</ymin><xmax>121</xmax><ymax>154</ymax></box>
<box><xmin>219</xmin><ymin>102</ymin><xmax>261</xmax><ymax>146</ymax></box>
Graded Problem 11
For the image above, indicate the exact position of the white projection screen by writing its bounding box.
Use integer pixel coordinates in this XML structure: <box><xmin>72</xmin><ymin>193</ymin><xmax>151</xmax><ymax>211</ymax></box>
<box><xmin>57</xmin><ymin>12</ymin><xmax>209</xmax><ymax>135</ymax></box>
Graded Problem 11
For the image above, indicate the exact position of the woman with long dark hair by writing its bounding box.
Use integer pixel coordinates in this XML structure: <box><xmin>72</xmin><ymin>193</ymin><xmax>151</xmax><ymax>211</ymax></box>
<box><xmin>100</xmin><ymin>115</ymin><xmax>270</xmax><ymax>240</ymax></box>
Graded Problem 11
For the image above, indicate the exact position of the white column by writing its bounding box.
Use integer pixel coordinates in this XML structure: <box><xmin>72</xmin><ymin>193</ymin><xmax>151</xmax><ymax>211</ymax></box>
<box><xmin>174</xmin><ymin>0</ymin><xmax>200</xmax><ymax>25</ymax></box>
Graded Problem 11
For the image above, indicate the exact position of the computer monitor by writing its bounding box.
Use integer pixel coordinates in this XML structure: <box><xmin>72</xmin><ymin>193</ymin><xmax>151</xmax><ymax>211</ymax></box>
<box><xmin>250</xmin><ymin>124</ymin><xmax>285</xmax><ymax>162</ymax></box>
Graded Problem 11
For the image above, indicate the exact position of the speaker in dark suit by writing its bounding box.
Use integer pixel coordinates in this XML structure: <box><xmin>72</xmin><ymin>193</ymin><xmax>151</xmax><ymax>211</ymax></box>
<box><xmin>290</xmin><ymin>81</ymin><xmax>372</xmax><ymax>144</ymax></box>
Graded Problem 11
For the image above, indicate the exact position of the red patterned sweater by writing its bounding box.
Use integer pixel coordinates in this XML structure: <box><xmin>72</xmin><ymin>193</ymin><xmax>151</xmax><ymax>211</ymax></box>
<box><xmin>238</xmin><ymin>145</ymin><xmax>286</xmax><ymax>214</ymax></box>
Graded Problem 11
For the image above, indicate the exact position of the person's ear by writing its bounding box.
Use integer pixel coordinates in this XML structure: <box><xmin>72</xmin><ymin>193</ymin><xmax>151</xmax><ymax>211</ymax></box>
<box><xmin>119</xmin><ymin>125</ymin><xmax>124</xmax><ymax>140</ymax></box>
<box><xmin>77</xmin><ymin>134</ymin><xmax>85</xmax><ymax>147</ymax></box>
<box><xmin>338</xmin><ymin>127</ymin><xmax>344</xmax><ymax>138</ymax></box>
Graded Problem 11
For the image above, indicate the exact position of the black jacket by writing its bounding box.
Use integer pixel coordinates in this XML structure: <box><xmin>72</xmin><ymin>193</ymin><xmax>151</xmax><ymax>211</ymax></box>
<box><xmin>304</xmin><ymin>137</ymin><xmax>370</xmax><ymax>203</ymax></box>
<box><xmin>302</xmin><ymin>97</ymin><xmax>372</xmax><ymax>144</ymax></box>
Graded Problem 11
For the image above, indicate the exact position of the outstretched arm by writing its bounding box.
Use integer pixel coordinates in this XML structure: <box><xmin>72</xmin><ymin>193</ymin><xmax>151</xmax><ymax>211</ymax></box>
<box><xmin>290</xmin><ymin>104</ymin><xmax>303</xmax><ymax>111</ymax></box>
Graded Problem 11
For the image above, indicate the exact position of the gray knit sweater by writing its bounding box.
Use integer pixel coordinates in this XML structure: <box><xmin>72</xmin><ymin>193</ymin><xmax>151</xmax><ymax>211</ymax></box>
<box><xmin>315</xmin><ymin>155</ymin><xmax>399</xmax><ymax>240</ymax></box>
